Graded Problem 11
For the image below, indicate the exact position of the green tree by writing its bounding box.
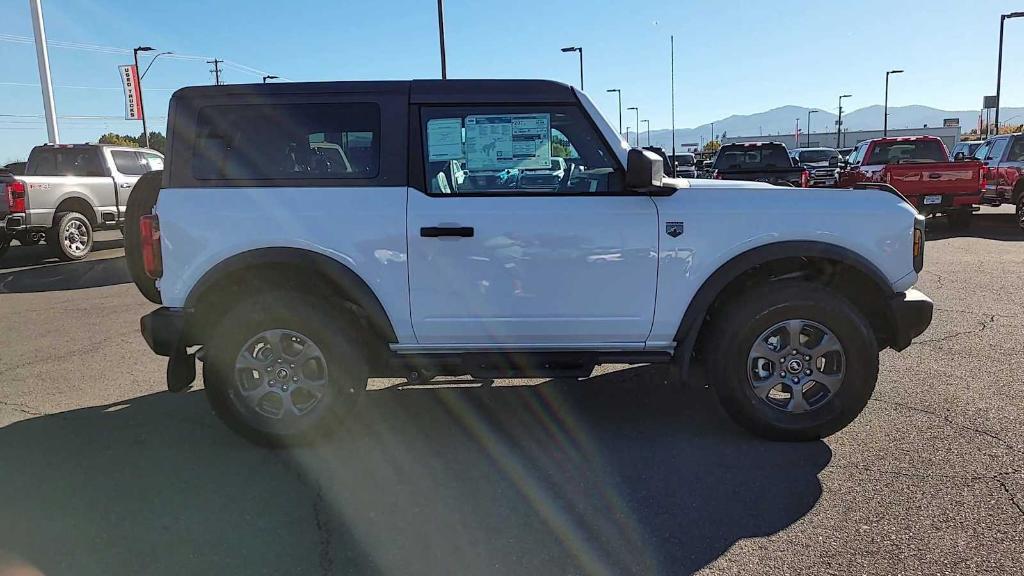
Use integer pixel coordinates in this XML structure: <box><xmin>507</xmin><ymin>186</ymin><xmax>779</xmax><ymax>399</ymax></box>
<box><xmin>703</xmin><ymin>140</ymin><xmax>721</xmax><ymax>153</ymax></box>
<box><xmin>98</xmin><ymin>133</ymin><xmax>139</xmax><ymax>147</ymax></box>
<box><xmin>137</xmin><ymin>132</ymin><xmax>167</xmax><ymax>154</ymax></box>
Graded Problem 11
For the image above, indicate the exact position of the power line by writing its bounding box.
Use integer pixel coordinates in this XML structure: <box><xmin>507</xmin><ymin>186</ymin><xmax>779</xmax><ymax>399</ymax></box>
<box><xmin>0</xmin><ymin>34</ymin><xmax>286</xmax><ymax>80</ymax></box>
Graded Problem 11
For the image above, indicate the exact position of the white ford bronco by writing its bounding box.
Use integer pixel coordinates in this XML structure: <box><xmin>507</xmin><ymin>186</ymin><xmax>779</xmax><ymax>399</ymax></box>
<box><xmin>128</xmin><ymin>80</ymin><xmax>932</xmax><ymax>446</ymax></box>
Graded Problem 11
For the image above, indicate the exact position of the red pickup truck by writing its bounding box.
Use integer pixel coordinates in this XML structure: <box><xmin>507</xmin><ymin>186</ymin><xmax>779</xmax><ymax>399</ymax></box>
<box><xmin>972</xmin><ymin>133</ymin><xmax>1024</xmax><ymax>230</ymax></box>
<box><xmin>838</xmin><ymin>136</ymin><xmax>984</xmax><ymax>228</ymax></box>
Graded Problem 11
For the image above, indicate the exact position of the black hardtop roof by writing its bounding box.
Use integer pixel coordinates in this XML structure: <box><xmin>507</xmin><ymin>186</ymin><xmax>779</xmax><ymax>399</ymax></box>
<box><xmin>170</xmin><ymin>79</ymin><xmax>578</xmax><ymax>105</ymax></box>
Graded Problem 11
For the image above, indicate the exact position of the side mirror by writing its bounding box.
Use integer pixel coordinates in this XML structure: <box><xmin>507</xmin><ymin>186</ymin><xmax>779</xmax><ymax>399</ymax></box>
<box><xmin>954</xmin><ymin>152</ymin><xmax>965</xmax><ymax>162</ymax></box>
<box><xmin>829</xmin><ymin>156</ymin><xmax>840</xmax><ymax>167</ymax></box>
<box><xmin>626</xmin><ymin>148</ymin><xmax>665</xmax><ymax>191</ymax></box>
<box><xmin>791</xmin><ymin>157</ymin><xmax>801</xmax><ymax>167</ymax></box>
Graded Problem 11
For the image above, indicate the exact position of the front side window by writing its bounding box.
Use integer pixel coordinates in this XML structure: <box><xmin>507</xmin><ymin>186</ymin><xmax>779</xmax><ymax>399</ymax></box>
<box><xmin>421</xmin><ymin>106</ymin><xmax>621</xmax><ymax>194</ymax></box>
<box><xmin>972</xmin><ymin>141</ymin><xmax>992</xmax><ymax>161</ymax></box>
<box><xmin>986</xmin><ymin>138</ymin><xmax>1009</xmax><ymax>162</ymax></box>
<box><xmin>28</xmin><ymin>148</ymin><xmax>104</xmax><ymax>177</ymax></box>
<box><xmin>192</xmin><ymin>102</ymin><xmax>380</xmax><ymax>180</ymax></box>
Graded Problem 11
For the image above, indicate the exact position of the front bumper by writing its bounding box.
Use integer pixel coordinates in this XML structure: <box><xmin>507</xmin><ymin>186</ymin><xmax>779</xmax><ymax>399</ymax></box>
<box><xmin>141</xmin><ymin>307</ymin><xmax>187</xmax><ymax>357</ymax></box>
<box><xmin>888</xmin><ymin>288</ymin><xmax>934</xmax><ymax>351</ymax></box>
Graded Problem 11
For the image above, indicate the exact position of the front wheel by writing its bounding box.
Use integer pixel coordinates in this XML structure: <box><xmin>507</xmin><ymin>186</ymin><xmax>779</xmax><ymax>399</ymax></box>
<box><xmin>203</xmin><ymin>291</ymin><xmax>368</xmax><ymax>447</ymax></box>
<box><xmin>706</xmin><ymin>280</ymin><xmax>878</xmax><ymax>441</ymax></box>
<box><xmin>47</xmin><ymin>212</ymin><xmax>93</xmax><ymax>261</ymax></box>
<box><xmin>1017</xmin><ymin>196</ymin><xmax>1024</xmax><ymax>232</ymax></box>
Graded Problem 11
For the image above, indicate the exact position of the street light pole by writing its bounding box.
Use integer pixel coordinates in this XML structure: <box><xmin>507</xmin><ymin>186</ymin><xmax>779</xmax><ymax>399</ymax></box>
<box><xmin>837</xmin><ymin>94</ymin><xmax>851</xmax><ymax>148</ymax></box>
<box><xmin>884</xmin><ymin>70</ymin><xmax>903</xmax><ymax>137</ymax></box>
<box><xmin>133</xmin><ymin>46</ymin><xmax>155</xmax><ymax>148</ymax></box>
<box><xmin>606</xmin><ymin>89</ymin><xmax>622</xmax><ymax>138</ymax></box>
<box><xmin>561</xmin><ymin>47</ymin><xmax>583</xmax><ymax>90</ymax></box>
<box><xmin>29</xmin><ymin>0</ymin><xmax>59</xmax><ymax>144</ymax></box>
<box><xmin>995</xmin><ymin>12</ymin><xmax>1024</xmax><ymax>132</ymax></box>
<box><xmin>807</xmin><ymin>110</ymin><xmax>817</xmax><ymax>147</ymax></box>
<box><xmin>641</xmin><ymin>119</ymin><xmax>650</xmax><ymax>146</ymax></box>
<box><xmin>437</xmin><ymin>0</ymin><xmax>447</xmax><ymax>79</ymax></box>
<box><xmin>627</xmin><ymin>107</ymin><xmax>639</xmax><ymax>147</ymax></box>
<box><xmin>710</xmin><ymin>122</ymin><xmax>715</xmax><ymax>144</ymax></box>
<box><xmin>262</xmin><ymin>75</ymin><xmax>279</xmax><ymax>83</ymax></box>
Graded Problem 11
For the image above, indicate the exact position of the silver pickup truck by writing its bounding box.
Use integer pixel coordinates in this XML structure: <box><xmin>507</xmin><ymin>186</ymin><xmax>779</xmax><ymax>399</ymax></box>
<box><xmin>1</xmin><ymin>143</ymin><xmax>163</xmax><ymax>261</ymax></box>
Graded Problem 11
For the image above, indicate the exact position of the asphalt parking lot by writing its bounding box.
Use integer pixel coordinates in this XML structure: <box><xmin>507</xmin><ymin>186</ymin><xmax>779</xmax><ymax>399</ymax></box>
<box><xmin>0</xmin><ymin>209</ymin><xmax>1022</xmax><ymax>576</ymax></box>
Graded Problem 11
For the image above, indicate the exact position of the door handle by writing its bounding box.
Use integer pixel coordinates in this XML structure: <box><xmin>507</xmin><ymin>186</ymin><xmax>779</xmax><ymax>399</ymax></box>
<box><xmin>928</xmin><ymin>173</ymin><xmax>942</xmax><ymax>180</ymax></box>
<box><xmin>420</xmin><ymin>226</ymin><xmax>474</xmax><ymax>238</ymax></box>
<box><xmin>120</xmin><ymin>182</ymin><xmax>133</xmax><ymax>188</ymax></box>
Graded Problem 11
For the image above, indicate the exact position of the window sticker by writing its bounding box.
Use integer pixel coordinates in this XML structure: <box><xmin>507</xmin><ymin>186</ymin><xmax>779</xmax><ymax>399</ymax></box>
<box><xmin>427</xmin><ymin>118</ymin><xmax>465</xmax><ymax>161</ymax></box>
<box><xmin>465</xmin><ymin>113</ymin><xmax>551</xmax><ymax>170</ymax></box>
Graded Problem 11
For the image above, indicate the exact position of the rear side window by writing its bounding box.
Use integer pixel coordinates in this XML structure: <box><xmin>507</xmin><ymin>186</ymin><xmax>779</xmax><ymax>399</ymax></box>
<box><xmin>865</xmin><ymin>140</ymin><xmax>948</xmax><ymax>165</ymax></box>
<box><xmin>192</xmin><ymin>103</ymin><xmax>380</xmax><ymax>180</ymax></box>
<box><xmin>111</xmin><ymin>150</ymin><xmax>150</xmax><ymax>175</ymax></box>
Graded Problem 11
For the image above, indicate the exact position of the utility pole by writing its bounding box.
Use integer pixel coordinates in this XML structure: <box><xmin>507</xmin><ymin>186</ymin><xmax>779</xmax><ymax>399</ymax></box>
<box><xmin>641</xmin><ymin>119</ymin><xmax>650</xmax><ymax>146</ymax></box>
<box><xmin>437</xmin><ymin>0</ymin><xmax>447</xmax><ymax>79</ymax></box>
<box><xmin>29</xmin><ymin>0</ymin><xmax>59</xmax><ymax>143</ymax></box>
<box><xmin>806</xmin><ymin>110</ymin><xmax>817</xmax><ymax>147</ymax></box>
<box><xmin>207</xmin><ymin>59</ymin><xmax>223</xmax><ymax>85</ymax></box>
<box><xmin>627</xmin><ymin>107</ymin><xmax>640</xmax><ymax>147</ymax></box>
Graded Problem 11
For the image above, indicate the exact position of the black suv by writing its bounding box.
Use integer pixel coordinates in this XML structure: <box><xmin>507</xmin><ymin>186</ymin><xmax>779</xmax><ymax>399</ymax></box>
<box><xmin>713</xmin><ymin>142</ymin><xmax>808</xmax><ymax>187</ymax></box>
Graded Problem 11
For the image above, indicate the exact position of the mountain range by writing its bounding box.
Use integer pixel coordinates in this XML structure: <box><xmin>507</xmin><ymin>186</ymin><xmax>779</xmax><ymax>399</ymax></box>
<box><xmin>635</xmin><ymin>105</ymin><xmax>1024</xmax><ymax>151</ymax></box>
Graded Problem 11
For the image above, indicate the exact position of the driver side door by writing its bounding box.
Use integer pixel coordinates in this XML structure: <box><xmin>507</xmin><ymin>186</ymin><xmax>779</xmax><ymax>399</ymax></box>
<box><xmin>406</xmin><ymin>104</ymin><xmax>659</xmax><ymax>347</ymax></box>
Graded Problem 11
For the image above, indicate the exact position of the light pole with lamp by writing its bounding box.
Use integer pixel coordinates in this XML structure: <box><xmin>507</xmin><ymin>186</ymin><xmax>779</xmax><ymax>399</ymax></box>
<box><xmin>995</xmin><ymin>12</ymin><xmax>1024</xmax><ymax>131</ymax></box>
<box><xmin>641</xmin><ymin>119</ymin><xmax>650</xmax><ymax>146</ymax></box>
<box><xmin>606</xmin><ymin>88</ymin><xmax>622</xmax><ymax>138</ymax></box>
<box><xmin>884</xmin><ymin>70</ymin><xmax>903</xmax><ymax>137</ymax></box>
<box><xmin>836</xmin><ymin>94</ymin><xmax>852</xmax><ymax>148</ymax></box>
<box><xmin>561</xmin><ymin>46</ymin><xmax>583</xmax><ymax>90</ymax></box>
<box><xmin>806</xmin><ymin>110</ymin><xmax>817</xmax><ymax>147</ymax></box>
<box><xmin>626</xmin><ymin>107</ymin><xmax>639</xmax><ymax>147</ymax></box>
<box><xmin>132</xmin><ymin>46</ymin><xmax>167</xmax><ymax>149</ymax></box>
<box><xmin>262</xmin><ymin>75</ymin><xmax>278</xmax><ymax>83</ymax></box>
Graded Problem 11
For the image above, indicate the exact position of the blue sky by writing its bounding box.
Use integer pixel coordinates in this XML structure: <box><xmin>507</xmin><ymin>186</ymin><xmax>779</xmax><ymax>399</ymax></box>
<box><xmin>2</xmin><ymin>0</ymin><xmax>1022</xmax><ymax>162</ymax></box>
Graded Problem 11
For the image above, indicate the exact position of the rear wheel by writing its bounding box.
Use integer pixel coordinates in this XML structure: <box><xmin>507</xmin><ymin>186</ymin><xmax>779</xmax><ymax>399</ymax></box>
<box><xmin>124</xmin><ymin>170</ymin><xmax>162</xmax><ymax>303</ymax></box>
<box><xmin>47</xmin><ymin>212</ymin><xmax>93</xmax><ymax>261</ymax></box>
<box><xmin>202</xmin><ymin>291</ymin><xmax>367</xmax><ymax>447</ymax></box>
<box><xmin>1017</xmin><ymin>195</ymin><xmax>1024</xmax><ymax>232</ymax></box>
<box><xmin>706</xmin><ymin>280</ymin><xmax>878</xmax><ymax>441</ymax></box>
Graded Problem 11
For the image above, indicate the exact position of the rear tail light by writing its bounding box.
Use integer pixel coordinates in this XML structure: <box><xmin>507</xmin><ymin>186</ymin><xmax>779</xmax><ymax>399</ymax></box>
<box><xmin>800</xmin><ymin>170</ymin><xmax>810</xmax><ymax>188</ymax></box>
<box><xmin>979</xmin><ymin>168</ymin><xmax>986</xmax><ymax>189</ymax></box>
<box><xmin>5</xmin><ymin>180</ymin><xmax>26</xmax><ymax>213</ymax></box>
<box><xmin>139</xmin><ymin>214</ymin><xmax>163</xmax><ymax>279</ymax></box>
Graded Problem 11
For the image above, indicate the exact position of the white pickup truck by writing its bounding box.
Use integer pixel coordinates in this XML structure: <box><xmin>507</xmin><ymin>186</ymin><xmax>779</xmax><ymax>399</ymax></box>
<box><xmin>129</xmin><ymin>79</ymin><xmax>933</xmax><ymax>446</ymax></box>
<box><xmin>1</xmin><ymin>143</ymin><xmax>163</xmax><ymax>260</ymax></box>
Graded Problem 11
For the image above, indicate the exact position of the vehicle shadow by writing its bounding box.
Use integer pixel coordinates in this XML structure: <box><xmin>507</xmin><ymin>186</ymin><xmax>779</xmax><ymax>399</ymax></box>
<box><xmin>0</xmin><ymin>238</ymin><xmax>124</xmax><ymax>270</ymax></box>
<box><xmin>927</xmin><ymin>210</ymin><xmax>1024</xmax><ymax>242</ymax></box>
<box><xmin>0</xmin><ymin>366</ymin><xmax>830</xmax><ymax>576</ymax></box>
<box><xmin>0</xmin><ymin>255</ymin><xmax>130</xmax><ymax>294</ymax></box>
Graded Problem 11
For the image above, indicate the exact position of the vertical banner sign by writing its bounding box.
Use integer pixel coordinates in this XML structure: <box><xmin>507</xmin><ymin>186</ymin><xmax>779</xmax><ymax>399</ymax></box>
<box><xmin>119</xmin><ymin>64</ymin><xmax>142</xmax><ymax>121</ymax></box>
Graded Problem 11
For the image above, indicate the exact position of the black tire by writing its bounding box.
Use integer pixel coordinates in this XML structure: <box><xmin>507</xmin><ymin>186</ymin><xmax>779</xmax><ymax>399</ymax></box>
<box><xmin>706</xmin><ymin>280</ymin><xmax>878</xmax><ymax>441</ymax></box>
<box><xmin>1016</xmin><ymin>195</ymin><xmax>1024</xmax><ymax>232</ymax></box>
<box><xmin>47</xmin><ymin>212</ymin><xmax>93</xmax><ymax>261</ymax></box>
<box><xmin>202</xmin><ymin>290</ymin><xmax>367</xmax><ymax>447</ymax></box>
<box><xmin>947</xmin><ymin>210</ymin><xmax>971</xmax><ymax>230</ymax></box>
<box><xmin>124</xmin><ymin>170</ymin><xmax>162</xmax><ymax>304</ymax></box>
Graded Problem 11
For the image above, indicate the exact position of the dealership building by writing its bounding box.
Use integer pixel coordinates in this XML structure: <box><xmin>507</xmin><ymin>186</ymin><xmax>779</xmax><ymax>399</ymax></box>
<box><xmin>722</xmin><ymin>126</ymin><xmax>963</xmax><ymax>152</ymax></box>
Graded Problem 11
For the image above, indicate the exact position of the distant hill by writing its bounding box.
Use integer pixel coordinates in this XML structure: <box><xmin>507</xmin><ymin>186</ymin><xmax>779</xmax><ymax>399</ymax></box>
<box><xmin>640</xmin><ymin>104</ymin><xmax>1024</xmax><ymax>151</ymax></box>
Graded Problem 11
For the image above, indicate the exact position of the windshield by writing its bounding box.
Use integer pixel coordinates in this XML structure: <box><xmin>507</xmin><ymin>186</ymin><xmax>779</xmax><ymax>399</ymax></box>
<box><xmin>715</xmin><ymin>145</ymin><xmax>792</xmax><ymax>170</ymax></box>
<box><xmin>797</xmin><ymin>150</ymin><xmax>837</xmax><ymax>163</ymax></box>
<box><xmin>677</xmin><ymin>154</ymin><xmax>695</xmax><ymax>166</ymax></box>
<box><xmin>865</xmin><ymin>140</ymin><xmax>949</xmax><ymax>164</ymax></box>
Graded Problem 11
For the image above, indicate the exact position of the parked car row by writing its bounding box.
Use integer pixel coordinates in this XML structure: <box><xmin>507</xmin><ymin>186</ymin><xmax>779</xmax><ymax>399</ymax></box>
<box><xmin>1</xmin><ymin>143</ymin><xmax>163</xmax><ymax>260</ymax></box>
